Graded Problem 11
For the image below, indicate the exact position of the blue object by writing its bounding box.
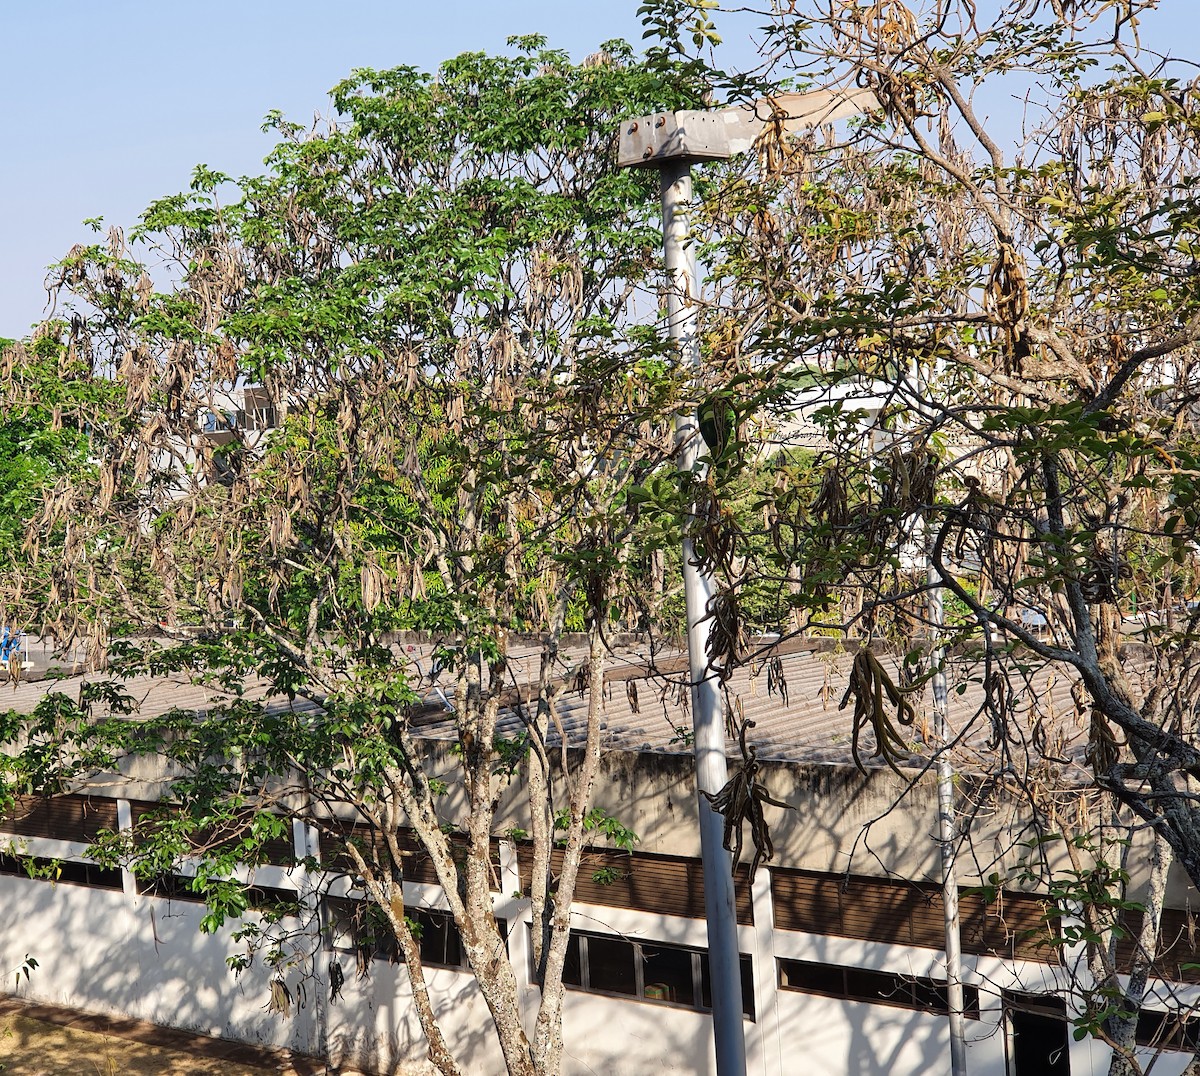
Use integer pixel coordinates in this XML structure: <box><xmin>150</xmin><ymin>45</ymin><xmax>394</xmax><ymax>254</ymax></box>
<box><xmin>0</xmin><ymin>627</ymin><xmax>24</xmax><ymax>662</ymax></box>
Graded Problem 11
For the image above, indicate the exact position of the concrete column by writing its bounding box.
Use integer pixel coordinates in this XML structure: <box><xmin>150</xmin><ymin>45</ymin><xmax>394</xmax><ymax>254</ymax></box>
<box><xmin>494</xmin><ymin>840</ymin><xmax>537</xmax><ymax>1034</ymax></box>
<box><xmin>116</xmin><ymin>798</ymin><xmax>137</xmax><ymax>900</ymax></box>
<box><xmin>749</xmin><ymin>868</ymin><xmax>783</xmax><ymax>1076</ymax></box>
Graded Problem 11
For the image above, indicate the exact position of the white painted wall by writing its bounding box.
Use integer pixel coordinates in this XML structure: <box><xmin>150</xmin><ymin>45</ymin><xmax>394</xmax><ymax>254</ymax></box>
<box><xmin>323</xmin><ymin>958</ymin><xmax>507</xmax><ymax>1076</ymax></box>
<box><xmin>2</xmin><ymin>840</ymin><xmax>1197</xmax><ymax>1075</ymax></box>
<box><xmin>0</xmin><ymin>871</ymin><xmax>319</xmax><ymax>1055</ymax></box>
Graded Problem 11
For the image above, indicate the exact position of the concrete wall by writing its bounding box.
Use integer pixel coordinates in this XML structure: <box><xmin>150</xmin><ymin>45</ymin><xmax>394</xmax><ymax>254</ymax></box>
<box><xmin>3</xmin><ymin>826</ymin><xmax>1187</xmax><ymax>1076</ymax></box>
<box><xmin>0</xmin><ymin>852</ymin><xmax>319</xmax><ymax>1056</ymax></box>
<box><xmin>3</xmin><ymin>747</ymin><xmax>1196</xmax><ymax>1073</ymax></box>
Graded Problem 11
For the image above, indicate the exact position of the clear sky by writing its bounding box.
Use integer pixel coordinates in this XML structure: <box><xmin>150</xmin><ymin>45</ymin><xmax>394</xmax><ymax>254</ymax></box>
<box><xmin>2</xmin><ymin>1</ymin><xmax>1197</xmax><ymax>336</ymax></box>
<box><xmin>1</xmin><ymin>1</ymin><xmax>713</xmax><ymax>336</ymax></box>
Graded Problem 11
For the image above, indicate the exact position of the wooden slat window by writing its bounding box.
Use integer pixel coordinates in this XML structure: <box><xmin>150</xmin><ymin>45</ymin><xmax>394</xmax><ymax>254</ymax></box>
<box><xmin>129</xmin><ymin>801</ymin><xmax>295</xmax><ymax>867</ymax></box>
<box><xmin>0</xmin><ymin>794</ymin><xmax>119</xmax><ymax>843</ymax></box>
<box><xmin>1116</xmin><ymin>908</ymin><xmax>1200</xmax><ymax>983</ymax></box>
<box><xmin>772</xmin><ymin>868</ymin><xmax>1056</xmax><ymax>963</ymax></box>
<box><xmin>320</xmin><ymin>824</ymin><xmax>502</xmax><ymax>890</ymax></box>
<box><xmin>959</xmin><ymin>890</ymin><xmax>1055</xmax><ymax>963</ymax></box>
<box><xmin>518</xmin><ymin>846</ymin><xmax>754</xmax><ymax>926</ymax></box>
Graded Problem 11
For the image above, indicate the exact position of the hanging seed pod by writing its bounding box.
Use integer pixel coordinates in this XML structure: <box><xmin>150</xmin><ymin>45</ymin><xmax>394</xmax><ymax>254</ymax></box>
<box><xmin>840</xmin><ymin>649</ymin><xmax>919</xmax><ymax>774</ymax></box>
<box><xmin>360</xmin><ymin>558</ymin><xmax>387</xmax><ymax>613</ymax></box>
<box><xmin>267</xmin><ymin>505</ymin><xmax>294</xmax><ymax>554</ymax></box>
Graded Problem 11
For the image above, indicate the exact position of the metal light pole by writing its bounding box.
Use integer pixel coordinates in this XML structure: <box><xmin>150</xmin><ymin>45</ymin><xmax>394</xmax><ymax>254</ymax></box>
<box><xmin>930</xmin><ymin>574</ymin><xmax>968</xmax><ymax>1075</ymax></box>
<box><xmin>660</xmin><ymin>156</ymin><xmax>747</xmax><ymax>1076</ymax></box>
<box><xmin>617</xmin><ymin>86</ymin><xmax>878</xmax><ymax>1076</ymax></box>
<box><xmin>909</xmin><ymin>357</ymin><xmax>968</xmax><ymax>1075</ymax></box>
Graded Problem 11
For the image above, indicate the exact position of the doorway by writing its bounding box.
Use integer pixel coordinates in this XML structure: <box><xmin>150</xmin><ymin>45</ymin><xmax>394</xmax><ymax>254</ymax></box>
<box><xmin>1004</xmin><ymin>992</ymin><xmax>1071</xmax><ymax>1075</ymax></box>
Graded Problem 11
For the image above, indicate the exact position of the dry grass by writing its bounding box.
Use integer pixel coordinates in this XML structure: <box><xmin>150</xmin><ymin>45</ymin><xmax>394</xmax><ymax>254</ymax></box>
<box><xmin>0</xmin><ymin>1014</ymin><xmax>277</xmax><ymax>1075</ymax></box>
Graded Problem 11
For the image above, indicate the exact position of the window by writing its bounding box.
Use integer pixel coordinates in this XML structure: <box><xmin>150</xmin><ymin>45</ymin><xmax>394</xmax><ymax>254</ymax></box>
<box><xmin>136</xmin><ymin>873</ymin><xmax>204</xmax><ymax>903</ymax></box>
<box><xmin>202</xmin><ymin>411</ymin><xmax>234</xmax><ymax>434</ymax></box>
<box><xmin>699</xmin><ymin>947</ymin><xmax>757</xmax><ymax>1018</ymax></box>
<box><xmin>326</xmin><ymin>896</ymin><xmax>501</xmax><ymax>971</ymax></box>
<box><xmin>1137</xmin><ymin>1009</ymin><xmax>1200</xmax><ymax>1053</ymax></box>
<box><xmin>586</xmin><ymin>934</ymin><xmax>638</xmax><ymax>996</ymax></box>
<box><xmin>556</xmin><ymin>930</ymin><xmax>755</xmax><ymax>1019</ymax></box>
<box><xmin>239</xmin><ymin>405</ymin><xmax>277</xmax><ymax>432</ymax></box>
<box><xmin>646</xmin><ymin>943</ymin><xmax>696</xmax><ymax>1007</ymax></box>
<box><xmin>778</xmin><ymin>957</ymin><xmax>980</xmax><ymax>1019</ymax></box>
<box><xmin>0</xmin><ymin>853</ymin><xmax>122</xmax><ymax>891</ymax></box>
<box><xmin>136</xmin><ymin>874</ymin><xmax>299</xmax><ymax>915</ymax></box>
<box><xmin>328</xmin><ymin>896</ymin><xmax>397</xmax><ymax>959</ymax></box>
<box><xmin>415</xmin><ymin>907</ymin><xmax>464</xmax><ymax>968</ymax></box>
<box><xmin>241</xmin><ymin>388</ymin><xmax>277</xmax><ymax>432</ymax></box>
<box><xmin>200</xmin><ymin>391</ymin><xmax>276</xmax><ymax>439</ymax></box>
<box><xmin>1004</xmin><ymin>993</ymin><xmax>1069</xmax><ymax>1076</ymax></box>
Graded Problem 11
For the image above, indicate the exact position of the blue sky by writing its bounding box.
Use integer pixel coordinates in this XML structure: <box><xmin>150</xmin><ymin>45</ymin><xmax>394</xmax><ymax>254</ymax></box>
<box><xmin>2</xmin><ymin>1</ymin><xmax>715</xmax><ymax>335</ymax></box>
<box><xmin>2</xmin><ymin>1</ymin><xmax>1196</xmax><ymax>335</ymax></box>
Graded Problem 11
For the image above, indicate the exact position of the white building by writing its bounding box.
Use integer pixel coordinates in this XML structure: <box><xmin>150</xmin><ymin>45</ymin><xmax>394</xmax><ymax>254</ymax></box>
<box><xmin>0</xmin><ymin>642</ymin><xmax>1191</xmax><ymax>1075</ymax></box>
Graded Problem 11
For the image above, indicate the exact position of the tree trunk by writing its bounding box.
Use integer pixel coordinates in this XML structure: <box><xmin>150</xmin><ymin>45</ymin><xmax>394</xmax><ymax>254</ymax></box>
<box><xmin>533</xmin><ymin>626</ymin><xmax>609</xmax><ymax>1074</ymax></box>
<box><xmin>1106</xmin><ymin>832</ymin><xmax>1172</xmax><ymax>1076</ymax></box>
<box><xmin>348</xmin><ymin>845</ymin><xmax>464</xmax><ymax>1076</ymax></box>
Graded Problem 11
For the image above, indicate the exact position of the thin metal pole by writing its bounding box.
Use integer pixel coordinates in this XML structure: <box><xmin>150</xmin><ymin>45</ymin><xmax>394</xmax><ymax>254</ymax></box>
<box><xmin>928</xmin><ymin>562</ymin><xmax>968</xmax><ymax>1075</ymax></box>
<box><xmin>660</xmin><ymin>158</ymin><xmax>747</xmax><ymax>1076</ymax></box>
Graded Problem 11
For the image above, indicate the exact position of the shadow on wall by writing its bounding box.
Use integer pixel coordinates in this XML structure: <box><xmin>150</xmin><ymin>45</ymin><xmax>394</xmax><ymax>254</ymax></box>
<box><xmin>0</xmin><ymin>875</ymin><xmax>319</xmax><ymax>1056</ymax></box>
<box><xmin>560</xmin><ymin>989</ymin><xmax>729</xmax><ymax>1076</ymax></box>
<box><xmin>324</xmin><ymin>959</ymin><xmax>506</xmax><ymax>1074</ymax></box>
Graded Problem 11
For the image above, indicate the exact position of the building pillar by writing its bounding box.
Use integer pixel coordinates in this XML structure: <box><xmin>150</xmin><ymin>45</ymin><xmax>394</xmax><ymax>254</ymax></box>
<box><xmin>749</xmin><ymin>867</ymin><xmax>783</xmax><ymax>1076</ymax></box>
<box><xmin>494</xmin><ymin>839</ymin><xmax>538</xmax><ymax>1034</ymax></box>
<box><xmin>116</xmin><ymin>798</ymin><xmax>137</xmax><ymax>900</ymax></box>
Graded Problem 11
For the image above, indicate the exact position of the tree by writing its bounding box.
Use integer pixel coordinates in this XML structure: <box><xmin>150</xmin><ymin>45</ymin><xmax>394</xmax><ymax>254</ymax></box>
<box><xmin>0</xmin><ymin>38</ymin><xmax>709</xmax><ymax>1076</ymax></box>
<box><xmin>637</xmin><ymin>1</ymin><xmax>1200</xmax><ymax>1071</ymax></box>
<box><xmin>0</xmin><ymin>329</ymin><xmax>103</xmax><ymax>643</ymax></box>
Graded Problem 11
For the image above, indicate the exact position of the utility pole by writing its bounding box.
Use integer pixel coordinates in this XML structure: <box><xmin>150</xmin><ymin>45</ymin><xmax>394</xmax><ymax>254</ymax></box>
<box><xmin>616</xmin><ymin>85</ymin><xmax>877</xmax><ymax>1076</ymax></box>
<box><xmin>929</xmin><ymin>569</ymin><xmax>968</xmax><ymax>1075</ymax></box>
<box><xmin>658</xmin><ymin>155</ymin><xmax>746</xmax><ymax>1076</ymax></box>
<box><xmin>907</xmin><ymin>348</ymin><xmax>968</xmax><ymax>1075</ymax></box>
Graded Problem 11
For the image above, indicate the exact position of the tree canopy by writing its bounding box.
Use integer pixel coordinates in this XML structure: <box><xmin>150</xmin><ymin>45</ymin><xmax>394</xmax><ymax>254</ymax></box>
<box><xmin>7</xmin><ymin>2</ymin><xmax>1200</xmax><ymax>1073</ymax></box>
<box><xmin>0</xmin><ymin>37</ymin><xmax>711</xmax><ymax>1076</ymax></box>
<box><xmin>665</xmin><ymin>2</ymin><xmax>1200</xmax><ymax>1070</ymax></box>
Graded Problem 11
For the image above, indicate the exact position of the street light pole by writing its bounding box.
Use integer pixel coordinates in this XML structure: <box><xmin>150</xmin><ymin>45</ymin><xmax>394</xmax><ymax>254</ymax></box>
<box><xmin>660</xmin><ymin>157</ymin><xmax>747</xmax><ymax>1076</ymax></box>
<box><xmin>617</xmin><ymin>86</ymin><xmax>877</xmax><ymax>1076</ymax></box>
<box><xmin>910</xmin><ymin>354</ymin><xmax>968</xmax><ymax>1075</ymax></box>
<box><xmin>929</xmin><ymin>569</ymin><xmax>969</xmax><ymax>1076</ymax></box>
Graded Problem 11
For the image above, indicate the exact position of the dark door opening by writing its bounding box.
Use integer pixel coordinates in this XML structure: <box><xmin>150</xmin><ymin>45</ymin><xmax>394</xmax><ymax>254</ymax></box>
<box><xmin>1005</xmin><ymin>992</ymin><xmax>1071</xmax><ymax>1075</ymax></box>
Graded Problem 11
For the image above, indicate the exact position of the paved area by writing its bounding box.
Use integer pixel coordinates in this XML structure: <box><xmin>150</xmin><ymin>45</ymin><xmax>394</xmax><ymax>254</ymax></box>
<box><xmin>0</xmin><ymin>996</ymin><xmax>333</xmax><ymax>1074</ymax></box>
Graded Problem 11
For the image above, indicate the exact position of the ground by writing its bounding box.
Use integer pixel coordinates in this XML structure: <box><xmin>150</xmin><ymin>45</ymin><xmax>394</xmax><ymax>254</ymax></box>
<box><xmin>0</xmin><ymin>997</ymin><xmax>332</xmax><ymax>1075</ymax></box>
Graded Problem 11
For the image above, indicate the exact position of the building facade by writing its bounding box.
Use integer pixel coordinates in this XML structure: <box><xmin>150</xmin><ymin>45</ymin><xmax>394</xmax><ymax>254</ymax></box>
<box><xmin>0</xmin><ymin>646</ymin><xmax>1194</xmax><ymax>1075</ymax></box>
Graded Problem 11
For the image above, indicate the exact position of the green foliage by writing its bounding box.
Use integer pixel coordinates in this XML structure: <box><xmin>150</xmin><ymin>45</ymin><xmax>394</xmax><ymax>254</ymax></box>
<box><xmin>0</xmin><ymin>337</ymin><xmax>94</xmax><ymax>554</ymax></box>
<box><xmin>590</xmin><ymin>864</ymin><xmax>629</xmax><ymax>886</ymax></box>
<box><xmin>12</xmin><ymin>6</ymin><xmax>1200</xmax><ymax>1069</ymax></box>
<box><xmin>12</xmin><ymin>954</ymin><xmax>37</xmax><ymax>991</ymax></box>
<box><xmin>0</xmin><ymin>38</ymin><xmax>710</xmax><ymax>1073</ymax></box>
<box><xmin>555</xmin><ymin>806</ymin><xmax>639</xmax><ymax>852</ymax></box>
<box><xmin>639</xmin><ymin>0</ymin><xmax>722</xmax><ymax>51</ymax></box>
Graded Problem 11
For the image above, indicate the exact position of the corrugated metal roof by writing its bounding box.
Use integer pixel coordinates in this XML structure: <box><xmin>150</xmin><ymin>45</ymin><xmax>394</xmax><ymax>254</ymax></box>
<box><xmin>413</xmin><ymin>644</ymin><xmax>1093</xmax><ymax>779</ymax></box>
<box><xmin>0</xmin><ymin>637</ymin><xmax>1096</xmax><ymax>781</ymax></box>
